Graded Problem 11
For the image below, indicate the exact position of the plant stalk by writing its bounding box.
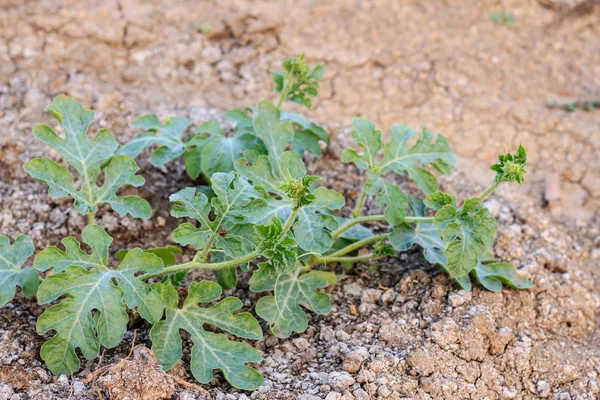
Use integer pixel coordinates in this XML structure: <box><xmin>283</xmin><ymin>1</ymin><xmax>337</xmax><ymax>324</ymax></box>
<box><xmin>479</xmin><ymin>181</ymin><xmax>500</xmax><ymax>201</ymax></box>
<box><xmin>87</xmin><ymin>211</ymin><xmax>95</xmax><ymax>225</ymax></box>
<box><xmin>332</xmin><ymin>215</ymin><xmax>433</xmax><ymax>239</ymax></box>
<box><xmin>352</xmin><ymin>185</ymin><xmax>367</xmax><ymax>218</ymax></box>
<box><xmin>276</xmin><ymin>74</ymin><xmax>293</xmax><ymax>108</ymax></box>
<box><xmin>140</xmin><ymin>251</ymin><xmax>260</xmax><ymax>281</ymax></box>
<box><xmin>321</xmin><ymin>253</ymin><xmax>382</xmax><ymax>264</ymax></box>
<box><xmin>327</xmin><ymin>233</ymin><xmax>390</xmax><ymax>258</ymax></box>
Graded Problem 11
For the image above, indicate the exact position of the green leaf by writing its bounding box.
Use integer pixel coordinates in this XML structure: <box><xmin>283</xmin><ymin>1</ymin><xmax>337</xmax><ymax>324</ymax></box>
<box><xmin>250</xmin><ymin>217</ymin><xmax>297</xmax><ymax>283</ymax></box>
<box><xmin>365</xmin><ymin>174</ymin><xmax>408</xmax><ymax>225</ymax></box>
<box><xmin>380</xmin><ymin>125</ymin><xmax>456</xmax><ymax>193</ymax></box>
<box><xmin>341</xmin><ymin>118</ymin><xmax>381</xmax><ymax>170</ymax></box>
<box><xmin>118</xmin><ymin>114</ymin><xmax>191</xmax><ymax>166</ymax></box>
<box><xmin>36</xmin><ymin>225</ymin><xmax>164</xmax><ymax>376</ymax></box>
<box><xmin>253</xmin><ymin>272</ymin><xmax>331</xmax><ymax>338</ymax></box>
<box><xmin>0</xmin><ymin>235</ymin><xmax>37</xmax><ymax>307</ymax></box>
<box><xmin>116</xmin><ymin>247</ymin><xmax>185</xmax><ymax>285</ymax></box>
<box><xmin>116</xmin><ymin>246</ymin><xmax>182</xmax><ymax>266</ymax></box>
<box><xmin>390</xmin><ymin>223</ymin><xmax>447</xmax><ymax>267</ymax></box>
<box><xmin>201</xmin><ymin>134</ymin><xmax>264</xmax><ymax>178</ymax></box>
<box><xmin>281</xmin><ymin>112</ymin><xmax>329</xmax><ymax>142</ymax></box>
<box><xmin>424</xmin><ymin>191</ymin><xmax>456</xmax><ymax>210</ymax></box>
<box><xmin>24</xmin><ymin>96</ymin><xmax>151</xmax><ymax>218</ymax></box>
<box><xmin>273</xmin><ymin>54</ymin><xmax>323</xmax><ymax>109</ymax></box>
<box><xmin>252</xmin><ymin>101</ymin><xmax>295</xmax><ymax>179</ymax></box>
<box><xmin>34</xmin><ymin>223</ymin><xmax>111</xmax><ymax>273</ymax></box>
<box><xmin>171</xmin><ymin>172</ymin><xmax>266</xmax><ymax>258</ymax></box>
<box><xmin>235</xmin><ymin>150</ymin><xmax>306</xmax><ymax>194</ymax></box>
<box><xmin>34</xmin><ymin>95</ymin><xmax>117</xmax><ymax>176</ymax></box>
<box><xmin>490</xmin><ymin>144</ymin><xmax>527</xmax><ymax>184</ymax></box>
<box><xmin>470</xmin><ymin>253</ymin><xmax>534</xmax><ymax>292</ymax></box>
<box><xmin>290</xmin><ymin>130</ymin><xmax>322</xmax><ymax>157</ymax></box>
<box><xmin>213</xmin><ymin>266</ymin><xmax>238</xmax><ymax>290</ymax></box>
<box><xmin>294</xmin><ymin>187</ymin><xmax>344</xmax><ymax>254</ymax></box>
<box><xmin>342</xmin><ymin>119</ymin><xmax>456</xmax><ymax>209</ymax></box>
<box><xmin>25</xmin><ymin>155</ymin><xmax>151</xmax><ymax>218</ymax></box>
<box><xmin>150</xmin><ymin>281</ymin><xmax>264</xmax><ymax>390</ymax></box>
<box><xmin>433</xmin><ymin>198</ymin><xmax>498</xmax><ymax>278</ymax></box>
<box><xmin>225</xmin><ymin>108</ymin><xmax>254</xmax><ymax>135</ymax></box>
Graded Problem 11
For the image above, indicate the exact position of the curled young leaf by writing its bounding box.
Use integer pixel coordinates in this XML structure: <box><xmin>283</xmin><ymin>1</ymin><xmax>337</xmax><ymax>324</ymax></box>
<box><xmin>0</xmin><ymin>235</ymin><xmax>37</xmax><ymax>307</ymax></box>
<box><xmin>150</xmin><ymin>281</ymin><xmax>264</xmax><ymax>390</ymax></box>
<box><xmin>491</xmin><ymin>144</ymin><xmax>527</xmax><ymax>184</ymax></box>
<box><xmin>273</xmin><ymin>54</ymin><xmax>323</xmax><ymax>109</ymax></box>
<box><xmin>250</xmin><ymin>216</ymin><xmax>298</xmax><ymax>283</ymax></box>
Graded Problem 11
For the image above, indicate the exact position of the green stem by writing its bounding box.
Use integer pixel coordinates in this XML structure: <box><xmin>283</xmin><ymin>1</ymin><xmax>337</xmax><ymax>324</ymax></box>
<box><xmin>331</xmin><ymin>215</ymin><xmax>433</xmax><ymax>239</ymax></box>
<box><xmin>140</xmin><ymin>251</ymin><xmax>259</xmax><ymax>281</ymax></box>
<box><xmin>276</xmin><ymin>74</ymin><xmax>293</xmax><ymax>108</ymax></box>
<box><xmin>281</xmin><ymin>207</ymin><xmax>300</xmax><ymax>237</ymax></box>
<box><xmin>327</xmin><ymin>233</ymin><xmax>390</xmax><ymax>258</ymax></box>
<box><xmin>196</xmin><ymin>233</ymin><xmax>216</xmax><ymax>262</ymax></box>
<box><xmin>87</xmin><ymin>211</ymin><xmax>95</xmax><ymax>225</ymax></box>
<box><xmin>321</xmin><ymin>253</ymin><xmax>382</xmax><ymax>264</ymax></box>
<box><xmin>352</xmin><ymin>186</ymin><xmax>367</xmax><ymax>218</ymax></box>
<box><xmin>332</xmin><ymin>215</ymin><xmax>385</xmax><ymax>239</ymax></box>
<box><xmin>142</xmin><ymin>208</ymin><xmax>301</xmax><ymax>281</ymax></box>
<box><xmin>479</xmin><ymin>181</ymin><xmax>500</xmax><ymax>201</ymax></box>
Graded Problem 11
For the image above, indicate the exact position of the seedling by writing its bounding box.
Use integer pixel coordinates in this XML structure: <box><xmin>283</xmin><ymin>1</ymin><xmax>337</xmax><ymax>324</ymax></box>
<box><xmin>1</xmin><ymin>56</ymin><xmax>533</xmax><ymax>391</ymax></box>
<box><xmin>547</xmin><ymin>99</ymin><xmax>600</xmax><ymax>112</ymax></box>
<box><xmin>490</xmin><ymin>11</ymin><xmax>515</xmax><ymax>27</ymax></box>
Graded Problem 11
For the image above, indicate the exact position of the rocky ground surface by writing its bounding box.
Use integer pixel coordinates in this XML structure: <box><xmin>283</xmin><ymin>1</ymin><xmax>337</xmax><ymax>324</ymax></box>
<box><xmin>1</xmin><ymin>0</ymin><xmax>599</xmax><ymax>218</ymax></box>
<box><xmin>1</xmin><ymin>0</ymin><xmax>599</xmax><ymax>399</ymax></box>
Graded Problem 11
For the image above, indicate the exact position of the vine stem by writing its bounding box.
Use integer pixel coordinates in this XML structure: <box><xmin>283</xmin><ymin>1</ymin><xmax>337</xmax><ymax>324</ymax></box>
<box><xmin>140</xmin><ymin>251</ymin><xmax>259</xmax><ymax>281</ymax></box>
<box><xmin>352</xmin><ymin>185</ymin><xmax>367</xmax><ymax>218</ymax></box>
<box><xmin>479</xmin><ymin>181</ymin><xmax>500</xmax><ymax>201</ymax></box>
<box><xmin>327</xmin><ymin>233</ymin><xmax>390</xmax><ymax>258</ymax></box>
<box><xmin>281</xmin><ymin>207</ymin><xmax>300</xmax><ymax>237</ymax></box>
<box><xmin>276</xmin><ymin>73</ymin><xmax>293</xmax><ymax>108</ymax></box>
<box><xmin>331</xmin><ymin>215</ymin><xmax>433</xmax><ymax>239</ymax></box>
<box><xmin>321</xmin><ymin>253</ymin><xmax>382</xmax><ymax>264</ymax></box>
<box><xmin>87</xmin><ymin>211</ymin><xmax>95</xmax><ymax>225</ymax></box>
<box><xmin>142</xmin><ymin>206</ymin><xmax>301</xmax><ymax>281</ymax></box>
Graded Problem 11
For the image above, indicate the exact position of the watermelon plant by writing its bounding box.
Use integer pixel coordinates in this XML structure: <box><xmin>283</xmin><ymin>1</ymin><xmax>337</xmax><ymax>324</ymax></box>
<box><xmin>1</xmin><ymin>55</ymin><xmax>532</xmax><ymax>391</ymax></box>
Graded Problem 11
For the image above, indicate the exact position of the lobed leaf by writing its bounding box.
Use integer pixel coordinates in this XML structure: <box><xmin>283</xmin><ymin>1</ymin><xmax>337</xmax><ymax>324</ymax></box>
<box><xmin>468</xmin><ymin>253</ymin><xmax>534</xmax><ymax>292</ymax></box>
<box><xmin>170</xmin><ymin>172</ymin><xmax>266</xmax><ymax>258</ymax></box>
<box><xmin>183</xmin><ymin>121</ymin><xmax>266</xmax><ymax>180</ymax></box>
<box><xmin>35</xmin><ymin>225</ymin><xmax>164</xmax><ymax>376</ymax></box>
<box><xmin>253</xmin><ymin>272</ymin><xmax>331</xmax><ymax>338</ymax></box>
<box><xmin>0</xmin><ymin>235</ymin><xmax>38</xmax><ymax>307</ymax></box>
<box><xmin>365</xmin><ymin>174</ymin><xmax>408</xmax><ymax>226</ymax></box>
<box><xmin>150</xmin><ymin>281</ymin><xmax>264</xmax><ymax>390</ymax></box>
<box><xmin>294</xmin><ymin>187</ymin><xmax>345</xmax><ymax>254</ymax></box>
<box><xmin>380</xmin><ymin>125</ymin><xmax>456</xmax><ymax>193</ymax></box>
<box><xmin>24</xmin><ymin>95</ymin><xmax>150</xmax><ymax>218</ymax></box>
<box><xmin>433</xmin><ymin>198</ymin><xmax>498</xmax><ymax>278</ymax></box>
<box><xmin>118</xmin><ymin>114</ymin><xmax>191</xmax><ymax>166</ymax></box>
<box><xmin>342</xmin><ymin>118</ymin><xmax>456</xmax><ymax>223</ymax></box>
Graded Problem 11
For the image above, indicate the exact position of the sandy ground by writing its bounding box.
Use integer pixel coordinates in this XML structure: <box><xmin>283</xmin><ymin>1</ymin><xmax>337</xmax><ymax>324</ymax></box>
<box><xmin>0</xmin><ymin>0</ymin><xmax>599</xmax><ymax>399</ymax></box>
